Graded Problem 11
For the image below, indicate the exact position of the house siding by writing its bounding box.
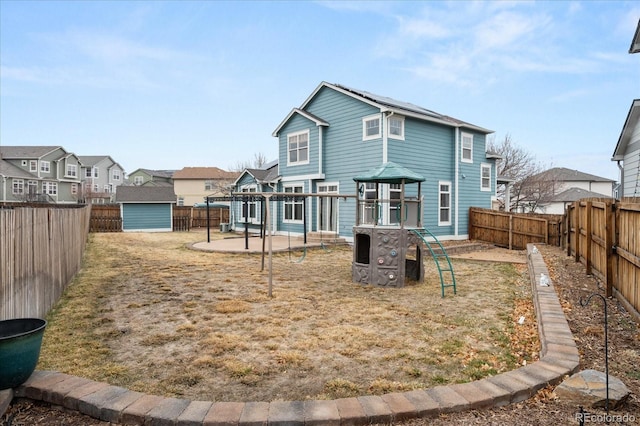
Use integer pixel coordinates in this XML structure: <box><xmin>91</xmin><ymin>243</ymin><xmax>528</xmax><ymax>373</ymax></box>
<box><xmin>304</xmin><ymin>86</ymin><xmax>383</xmax><ymax>237</ymax></box>
<box><xmin>622</xmin><ymin>120</ymin><xmax>640</xmax><ymax>197</ymax></box>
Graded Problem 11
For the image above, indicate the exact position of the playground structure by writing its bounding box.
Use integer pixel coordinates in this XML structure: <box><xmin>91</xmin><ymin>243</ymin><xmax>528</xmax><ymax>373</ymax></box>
<box><xmin>204</xmin><ymin>162</ymin><xmax>456</xmax><ymax>296</ymax></box>
<box><xmin>352</xmin><ymin>162</ymin><xmax>456</xmax><ymax>295</ymax></box>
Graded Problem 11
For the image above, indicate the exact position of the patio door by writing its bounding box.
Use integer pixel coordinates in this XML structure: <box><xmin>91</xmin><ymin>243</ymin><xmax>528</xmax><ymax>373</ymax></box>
<box><xmin>317</xmin><ymin>183</ymin><xmax>338</xmax><ymax>232</ymax></box>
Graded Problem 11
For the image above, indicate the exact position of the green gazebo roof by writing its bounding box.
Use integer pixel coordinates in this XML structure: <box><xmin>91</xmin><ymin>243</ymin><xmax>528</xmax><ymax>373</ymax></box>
<box><xmin>353</xmin><ymin>162</ymin><xmax>425</xmax><ymax>184</ymax></box>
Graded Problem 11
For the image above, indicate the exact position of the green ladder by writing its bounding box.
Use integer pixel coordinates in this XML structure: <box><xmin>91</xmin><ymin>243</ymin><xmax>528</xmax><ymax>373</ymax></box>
<box><xmin>410</xmin><ymin>228</ymin><xmax>457</xmax><ymax>297</ymax></box>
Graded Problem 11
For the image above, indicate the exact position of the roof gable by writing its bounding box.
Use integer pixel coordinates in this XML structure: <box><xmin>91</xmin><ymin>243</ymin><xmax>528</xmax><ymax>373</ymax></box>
<box><xmin>295</xmin><ymin>82</ymin><xmax>492</xmax><ymax>134</ymax></box>
<box><xmin>612</xmin><ymin>99</ymin><xmax>640</xmax><ymax>160</ymax></box>
<box><xmin>272</xmin><ymin>108</ymin><xmax>329</xmax><ymax>137</ymax></box>
<box><xmin>630</xmin><ymin>18</ymin><xmax>640</xmax><ymax>54</ymax></box>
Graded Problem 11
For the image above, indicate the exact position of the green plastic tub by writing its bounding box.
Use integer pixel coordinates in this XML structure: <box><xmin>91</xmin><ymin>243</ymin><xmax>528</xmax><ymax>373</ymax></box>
<box><xmin>0</xmin><ymin>318</ymin><xmax>47</xmax><ymax>390</ymax></box>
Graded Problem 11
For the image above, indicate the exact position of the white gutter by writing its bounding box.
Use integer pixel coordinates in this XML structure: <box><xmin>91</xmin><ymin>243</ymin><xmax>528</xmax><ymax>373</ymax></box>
<box><xmin>454</xmin><ymin>127</ymin><xmax>460</xmax><ymax>237</ymax></box>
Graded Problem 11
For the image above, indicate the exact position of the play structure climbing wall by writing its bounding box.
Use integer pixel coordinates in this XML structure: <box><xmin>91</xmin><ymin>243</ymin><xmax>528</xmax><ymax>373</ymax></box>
<box><xmin>352</xmin><ymin>226</ymin><xmax>424</xmax><ymax>287</ymax></box>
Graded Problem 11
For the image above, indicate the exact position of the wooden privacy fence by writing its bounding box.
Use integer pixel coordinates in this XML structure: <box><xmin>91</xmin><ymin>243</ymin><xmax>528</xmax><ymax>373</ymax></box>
<box><xmin>566</xmin><ymin>198</ymin><xmax>640</xmax><ymax>317</ymax></box>
<box><xmin>0</xmin><ymin>205</ymin><xmax>91</xmax><ymax>320</ymax></box>
<box><xmin>468</xmin><ymin>208</ymin><xmax>564</xmax><ymax>250</ymax></box>
<box><xmin>89</xmin><ymin>205</ymin><xmax>230</xmax><ymax>232</ymax></box>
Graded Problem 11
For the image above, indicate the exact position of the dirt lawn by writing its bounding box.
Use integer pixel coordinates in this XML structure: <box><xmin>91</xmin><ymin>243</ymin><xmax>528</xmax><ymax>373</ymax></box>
<box><xmin>32</xmin><ymin>230</ymin><xmax>536</xmax><ymax>403</ymax></box>
<box><xmin>4</xmin><ymin>232</ymin><xmax>640</xmax><ymax>425</ymax></box>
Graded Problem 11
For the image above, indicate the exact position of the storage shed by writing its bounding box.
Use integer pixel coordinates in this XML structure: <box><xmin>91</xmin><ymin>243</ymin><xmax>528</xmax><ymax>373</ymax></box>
<box><xmin>115</xmin><ymin>186</ymin><xmax>176</xmax><ymax>232</ymax></box>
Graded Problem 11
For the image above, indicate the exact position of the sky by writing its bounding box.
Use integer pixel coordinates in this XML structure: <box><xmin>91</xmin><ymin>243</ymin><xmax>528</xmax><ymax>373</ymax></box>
<box><xmin>1</xmin><ymin>1</ymin><xmax>639</xmax><ymax>181</ymax></box>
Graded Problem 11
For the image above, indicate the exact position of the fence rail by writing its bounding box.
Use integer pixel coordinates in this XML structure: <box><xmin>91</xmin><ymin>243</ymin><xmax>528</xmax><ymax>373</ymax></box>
<box><xmin>468</xmin><ymin>208</ymin><xmax>564</xmax><ymax>250</ymax></box>
<box><xmin>1</xmin><ymin>205</ymin><xmax>91</xmax><ymax>320</ymax></box>
<box><xmin>470</xmin><ymin>202</ymin><xmax>640</xmax><ymax>318</ymax></box>
<box><xmin>88</xmin><ymin>205</ymin><xmax>229</xmax><ymax>232</ymax></box>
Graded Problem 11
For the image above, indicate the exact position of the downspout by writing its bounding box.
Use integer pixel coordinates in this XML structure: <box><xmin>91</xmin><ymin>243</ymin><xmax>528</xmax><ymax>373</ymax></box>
<box><xmin>318</xmin><ymin>126</ymin><xmax>323</xmax><ymax>175</ymax></box>
<box><xmin>617</xmin><ymin>160</ymin><xmax>624</xmax><ymax>198</ymax></box>
<box><xmin>454</xmin><ymin>127</ymin><xmax>460</xmax><ymax>237</ymax></box>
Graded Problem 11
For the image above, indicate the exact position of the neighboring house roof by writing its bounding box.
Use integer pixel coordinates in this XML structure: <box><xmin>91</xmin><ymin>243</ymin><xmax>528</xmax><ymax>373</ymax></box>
<box><xmin>133</xmin><ymin>169</ymin><xmax>176</xmax><ymax>179</ymax></box>
<box><xmin>78</xmin><ymin>155</ymin><xmax>124</xmax><ymax>170</ymax></box>
<box><xmin>548</xmin><ymin>187</ymin><xmax>613</xmax><ymax>203</ymax></box>
<box><xmin>274</xmin><ymin>82</ymin><xmax>493</xmax><ymax>136</ymax></box>
<box><xmin>612</xmin><ymin>99</ymin><xmax>640</xmax><ymax>161</ymax></box>
<box><xmin>234</xmin><ymin>160</ymin><xmax>280</xmax><ymax>186</ymax></box>
<box><xmin>535</xmin><ymin>167</ymin><xmax>615</xmax><ymax>183</ymax></box>
<box><xmin>172</xmin><ymin>167</ymin><xmax>239</xmax><ymax>180</ymax></box>
<box><xmin>116</xmin><ymin>186</ymin><xmax>176</xmax><ymax>203</ymax></box>
<box><xmin>0</xmin><ymin>159</ymin><xmax>36</xmax><ymax>178</ymax></box>
<box><xmin>630</xmin><ymin>18</ymin><xmax>640</xmax><ymax>54</ymax></box>
<box><xmin>354</xmin><ymin>162</ymin><xmax>426</xmax><ymax>184</ymax></box>
<box><xmin>0</xmin><ymin>145</ymin><xmax>64</xmax><ymax>159</ymax></box>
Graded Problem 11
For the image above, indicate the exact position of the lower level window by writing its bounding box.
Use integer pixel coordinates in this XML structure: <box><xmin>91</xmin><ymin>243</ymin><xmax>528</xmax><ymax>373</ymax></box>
<box><xmin>284</xmin><ymin>185</ymin><xmax>303</xmax><ymax>221</ymax></box>
<box><xmin>439</xmin><ymin>181</ymin><xmax>451</xmax><ymax>225</ymax></box>
<box><xmin>43</xmin><ymin>181</ymin><xmax>58</xmax><ymax>196</ymax></box>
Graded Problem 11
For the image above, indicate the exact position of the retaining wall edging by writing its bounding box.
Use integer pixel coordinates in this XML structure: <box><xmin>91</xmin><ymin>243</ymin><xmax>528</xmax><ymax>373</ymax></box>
<box><xmin>7</xmin><ymin>243</ymin><xmax>580</xmax><ymax>425</ymax></box>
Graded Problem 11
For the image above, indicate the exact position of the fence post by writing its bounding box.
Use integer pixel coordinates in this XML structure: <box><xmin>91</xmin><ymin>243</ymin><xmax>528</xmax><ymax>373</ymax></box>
<box><xmin>605</xmin><ymin>201</ymin><xmax>615</xmax><ymax>298</ymax></box>
<box><xmin>508</xmin><ymin>214</ymin><xmax>513</xmax><ymax>250</ymax></box>
<box><xmin>575</xmin><ymin>202</ymin><xmax>581</xmax><ymax>263</ymax></box>
<box><xmin>585</xmin><ymin>201</ymin><xmax>592</xmax><ymax>275</ymax></box>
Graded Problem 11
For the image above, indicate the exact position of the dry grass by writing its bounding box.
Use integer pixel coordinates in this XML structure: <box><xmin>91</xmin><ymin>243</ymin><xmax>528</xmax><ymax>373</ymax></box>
<box><xmin>38</xmin><ymin>230</ymin><xmax>537</xmax><ymax>402</ymax></box>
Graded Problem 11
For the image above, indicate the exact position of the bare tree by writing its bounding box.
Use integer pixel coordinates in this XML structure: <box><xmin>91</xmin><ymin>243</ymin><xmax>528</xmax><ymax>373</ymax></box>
<box><xmin>488</xmin><ymin>134</ymin><xmax>556</xmax><ymax>212</ymax></box>
<box><xmin>230</xmin><ymin>152</ymin><xmax>269</xmax><ymax>172</ymax></box>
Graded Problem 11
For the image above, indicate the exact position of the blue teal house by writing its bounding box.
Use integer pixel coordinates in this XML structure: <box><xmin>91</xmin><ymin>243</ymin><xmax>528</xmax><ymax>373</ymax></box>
<box><xmin>232</xmin><ymin>82</ymin><xmax>497</xmax><ymax>242</ymax></box>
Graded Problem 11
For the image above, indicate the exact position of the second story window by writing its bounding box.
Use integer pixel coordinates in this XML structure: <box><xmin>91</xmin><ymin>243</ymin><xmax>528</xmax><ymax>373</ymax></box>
<box><xmin>388</xmin><ymin>116</ymin><xmax>404</xmax><ymax>140</ymax></box>
<box><xmin>288</xmin><ymin>131</ymin><xmax>309</xmax><ymax>166</ymax></box>
<box><xmin>134</xmin><ymin>176</ymin><xmax>144</xmax><ymax>185</ymax></box>
<box><xmin>481</xmin><ymin>164</ymin><xmax>492</xmax><ymax>191</ymax></box>
<box><xmin>461</xmin><ymin>133</ymin><xmax>473</xmax><ymax>163</ymax></box>
<box><xmin>66</xmin><ymin>164</ymin><xmax>77</xmax><ymax>177</ymax></box>
<box><xmin>363</xmin><ymin>115</ymin><xmax>380</xmax><ymax>140</ymax></box>
<box><xmin>204</xmin><ymin>180</ymin><xmax>214</xmax><ymax>191</ymax></box>
<box><xmin>40</xmin><ymin>161</ymin><xmax>50</xmax><ymax>173</ymax></box>
<box><xmin>29</xmin><ymin>160</ymin><xmax>38</xmax><ymax>172</ymax></box>
<box><xmin>112</xmin><ymin>170</ymin><xmax>121</xmax><ymax>181</ymax></box>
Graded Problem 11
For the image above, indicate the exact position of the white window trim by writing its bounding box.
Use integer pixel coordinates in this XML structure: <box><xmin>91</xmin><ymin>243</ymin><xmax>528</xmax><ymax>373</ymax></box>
<box><xmin>362</xmin><ymin>114</ymin><xmax>381</xmax><ymax>141</ymax></box>
<box><xmin>387</xmin><ymin>115</ymin><xmax>405</xmax><ymax>141</ymax></box>
<box><xmin>461</xmin><ymin>132</ymin><xmax>473</xmax><ymax>163</ymax></box>
<box><xmin>40</xmin><ymin>161</ymin><xmax>51</xmax><ymax>173</ymax></box>
<box><xmin>287</xmin><ymin>130</ymin><xmax>310</xmax><ymax>166</ymax></box>
<box><xmin>283</xmin><ymin>183</ymin><xmax>304</xmax><ymax>223</ymax></box>
<box><xmin>241</xmin><ymin>185</ymin><xmax>259</xmax><ymax>224</ymax></box>
<box><xmin>66</xmin><ymin>164</ymin><xmax>77</xmax><ymax>178</ymax></box>
<box><xmin>481</xmin><ymin>163</ymin><xmax>492</xmax><ymax>192</ymax></box>
<box><xmin>438</xmin><ymin>181</ymin><xmax>452</xmax><ymax>226</ymax></box>
<box><xmin>12</xmin><ymin>179</ymin><xmax>24</xmax><ymax>195</ymax></box>
<box><xmin>29</xmin><ymin>160</ymin><xmax>37</xmax><ymax>172</ymax></box>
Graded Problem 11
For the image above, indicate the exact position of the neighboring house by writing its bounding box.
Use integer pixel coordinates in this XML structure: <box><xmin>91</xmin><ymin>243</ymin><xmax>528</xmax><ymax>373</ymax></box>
<box><xmin>0</xmin><ymin>146</ymin><xmax>82</xmax><ymax>204</ymax></box>
<box><xmin>231</xmin><ymin>82</ymin><xmax>497</xmax><ymax>241</ymax></box>
<box><xmin>115</xmin><ymin>186</ymin><xmax>176</xmax><ymax>232</ymax></box>
<box><xmin>173</xmin><ymin>167</ymin><xmax>239</xmax><ymax>206</ymax></box>
<box><xmin>526</xmin><ymin>167</ymin><xmax>615</xmax><ymax>214</ymax></box>
<box><xmin>611</xmin><ymin>19</ymin><xmax>640</xmax><ymax>198</ymax></box>
<box><xmin>612</xmin><ymin>99</ymin><xmax>640</xmax><ymax>197</ymax></box>
<box><xmin>232</xmin><ymin>160</ymin><xmax>279</xmax><ymax>229</ymax></box>
<box><xmin>127</xmin><ymin>168</ymin><xmax>175</xmax><ymax>187</ymax></box>
<box><xmin>78</xmin><ymin>156</ymin><xmax>125</xmax><ymax>204</ymax></box>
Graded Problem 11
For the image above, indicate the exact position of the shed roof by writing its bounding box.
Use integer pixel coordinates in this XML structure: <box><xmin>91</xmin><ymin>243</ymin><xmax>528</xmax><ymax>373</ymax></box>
<box><xmin>353</xmin><ymin>162</ymin><xmax>425</xmax><ymax>184</ymax></box>
<box><xmin>116</xmin><ymin>186</ymin><xmax>176</xmax><ymax>203</ymax></box>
